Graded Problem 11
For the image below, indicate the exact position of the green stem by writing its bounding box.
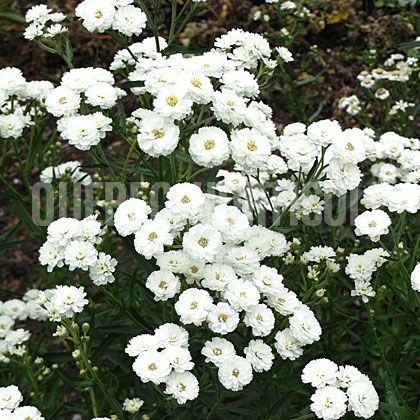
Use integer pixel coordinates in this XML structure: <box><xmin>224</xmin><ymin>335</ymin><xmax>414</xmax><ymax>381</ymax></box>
<box><xmin>366</xmin><ymin>304</ymin><xmax>414</xmax><ymax>415</ymax></box>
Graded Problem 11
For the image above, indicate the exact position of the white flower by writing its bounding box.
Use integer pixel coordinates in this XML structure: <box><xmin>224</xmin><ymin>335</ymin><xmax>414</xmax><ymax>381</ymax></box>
<box><xmin>207</xmin><ymin>302</ymin><xmax>240</xmax><ymax>334</ymax></box>
<box><xmin>38</xmin><ymin>241</ymin><xmax>65</xmax><ymax>272</ymax></box>
<box><xmin>85</xmin><ymin>82</ymin><xmax>117</xmax><ymax>108</ymax></box>
<box><xmin>112</xmin><ymin>5</ymin><xmax>147</xmax><ymax>36</ymax></box>
<box><xmin>354</xmin><ymin>210</ymin><xmax>391</xmax><ymax>242</ymax></box>
<box><xmin>45</xmin><ymin>86</ymin><xmax>81</xmax><ymax>117</ymax></box>
<box><xmin>244</xmin><ymin>339</ymin><xmax>274</xmax><ymax>372</ymax></box>
<box><xmin>162</xmin><ymin>346</ymin><xmax>194</xmax><ymax>373</ymax></box>
<box><xmin>266</xmin><ymin>288</ymin><xmax>301</xmax><ymax>315</ymax></box>
<box><xmin>183</xmin><ymin>223</ymin><xmax>222</xmax><ymax>263</ymax></box>
<box><xmin>13</xmin><ymin>406</ymin><xmax>44</xmax><ymax>420</ymax></box>
<box><xmin>211</xmin><ymin>204</ymin><xmax>250</xmax><ymax>244</ymax></box>
<box><xmin>302</xmin><ymin>359</ymin><xmax>339</xmax><ymax>388</ymax></box>
<box><xmin>351</xmin><ymin>280</ymin><xmax>376</xmax><ymax>303</ymax></box>
<box><xmin>134</xmin><ymin>219</ymin><xmax>173</xmax><ymax>259</ymax></box>
<box><xmin>276</xmin><ymin>46</ymin><xmax>293</xmax><ymax>62</ymax></box>
<box><xmin>225</xmin><ymin>279</ymin><xmax>260</xmax><ymax>311</ymax></box>
<box><xmin>154</xmin><ymin>323</ymin><xmax>189</xmax><ymax>348</ymax></box>
<box><xmin>361</xmin><ymin>184</ymin><xmax>395</xmax><ymax>210</ymax></box>
<box><xmin>325</xmin><ymin>158</ymin><xmax>362</xmax><ymax>196</ymax></box>
<box><xmin>244</xmin><ymin>304</ymin><xmax>275</xmax><ymax>337</ymax></box>
<box><xmin>64</xmin><ymin>240</ymin><xmax>98</xmax><ymax>271</ymax></box>
<box><xmin>24</xmin><ymin>23</ymin><xmax>44</xmax><ymax>40</ymax></box>
<box><xmin>114</xmin><ymin>198</ymin><xmax>151</xmax><ymax>237</ymax></box>
<box><xmin>337</xmin><ymin>365</ymin><xmax>369</xmax><ymax>389</ymax></box>
<box><xmin>201</xmin><ymin>337</ymin><xmax>236</xmax><ymax>367</ymax></box>
<box><xmin>332</xmin><ymin>129</ymin><xmax>368</xmax><ymax>164</ymax></box>
<box><xmin>251</xmin><ymin>265</ymin><xmax>284</xmax><ymax>296</ymax></box>
<box><xmin>89</xmin><ymin>252</ymin><xmax>117</xmax><ymax>286</ymax></box>
<box><xmin>220</xmin><ymin>70</ymin><xmax>260</xmax><ymax>98</ymax></box>
<box><xmin>347</xmin><ymin>381</ymin><xmax>379</xmax><ymax>418</ymax></box>
<box><xmin>202</xmin><ymin>263</ymin><xmax>238</xmax><ymax>291</ymax></box>
<box><xmin>122</xmin><ymin>398</ymin><xmax>144</xmax><ymax>414</ymax></box>
<box><xmin>137</xmin><ymin>114</ymin><xmax>180</xmax><ymax>157</ymax></box>
<box><xmin>0</xmin><ymin>67</ymin><xmax>26</xmax><ymax>96</ymax></box>
<box><xmin>185</xmin><ymin>73</ymin><xmax>214</xmax><ymax>104</ymax></box>
<box><xmin>345</xmin><ymin>254</ymin><xmax>376</xmax><ymax>281</ymax></box>
<box><xmin>156</xmin><ymin>250</ymin><xmax>188</xmax><ymax>274</ymax></box>
<box><xmin>47</xmin><ymin>218</ymin><xmax>81</xmax><ymax>246</ymax></box>
<box><xmin>165</xmin><ymin>183</ymin><xmax>206</xmax><ymax>219</ymax></box>
<box><xmin>60</xmin><ymin>114</ymin><xmax>104</xmax><ymax>151</ymax></box>
<box><xmin>146</xmin><ymin>270</ymin><xmax>180</xmax><ymax>301</ymax></box>
<box><xmin>153</xmin><ymin>87</ymin><xmax>193</xmax><ymax>120</ymax></box>
<box><xmin>310</xmin><ymin>386</ymin><xmax>348</xmax><ymax>420</ymax></box>
<box><xmin>61</xmin><ymin>68</ymin><xmax>95</xmax><ymax>92</ymax></box>
<box><xmin>289</xmin><ymin>305</ymin><xmax>322</xmax><ymax>345</ymax></box>
<box><xmin>0</xmin><ymin>385</ymin><xmax>23</xmax><ymax>410</ymax></box>
<box><xmin>223</xmin><ymin>246</ymin><xmax>261</xmax><ymax>276</ymax></box>
<box><xmin>0</xmin><ymin>316</ymin><xmax>14</xmax><ymax>338</ymax></box>
<box><xmin>165</xmin><ymin>371</ymin><xmax>199</xmax><ymax>404</ymax></box>
<box><xmin>25</xmin><ymin>5</ymin><xmax>52</xmax><ymax>24</ymax></box>
<box><xmin>189</xmin><ymin>127</ymin><xmax>230</xmax><ymax>168</ymax></box>
<box><xmin>132</xmin><ymin>350</ymin><xmax>171</xmax><ymax>384</ymax></box>
<box><xmin>175</xmin><ymin>288</ymin><xmax>213</xmax><ymax>326</ymax></box>
<box><xmin>274</xmin><ymin>328</ymin><xmax>303</xmax><ymax>360</ymax></box>
<box><xmin>218</xmin><ymin>355</ymin><xmax>253</xmax><ymax>391</ymax></box>
<box><xmin>211</xmin><ymin>88</ymin><xmax>247</xmax><ymax>127</ymax></box>
<box><xmin>50</xmin><ymin>285</ymin><xmax>88</xmax><ymax>318</ymax></box>
<box><xmin>411</xmin><ymin>263</ymin><xmax>420</xmax><ymax>292</ymax></box>
<box><xmin>5</xmin><ymin>328</ymin><xmax>30</xmax><ymax>353</ymax></box>
<box><xmin>2</xmin><ymin>300</ymin><xmax>27</xmax><ymax>321</ymax></box>
<box><xmin>125</xmin><ymin>334</ymin><xmax>159</xmax><ymax>357</ymax></box>
<box><xmin>230</xmin><ymin>128</ymin><xmax>271</xmax><ymax>171</ymax></box>
<box><xmin>75</xmin><ymin>0</ymin><xmax>116</xmax><ymax>32</ymax></box>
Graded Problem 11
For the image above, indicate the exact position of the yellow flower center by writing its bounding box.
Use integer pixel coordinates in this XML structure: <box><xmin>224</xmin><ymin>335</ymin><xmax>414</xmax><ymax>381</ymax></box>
<box><xmin>218</xmin><ymin>313</ymin><xmax>228</xmax><ymax>322</ymax></box>
<box><xmin>152</xmin><ymin>128</ymin><xmax>164</xmax><ymax>139</ymax></box>
<box><xmin>204</xmin><ymin>139</ymin><xmax>215</xmax><ymax>150</ymax></box>
<box><xmin>166</xmin><ymin>95</ymin><xmax>179</xmax><ymax>107</ymax></box>
<box><xmin>247</xmin><ymin>140</ymin><xmax>258</xmax><ymax>151</ymax></box>
<box><xmin>190</xmin><ymin>77</ymin><xmax>202</xmax><ymax>87</ymax></box>
<box><xmin>148</xmin><ymin>232</ymin><xmax>158</xmax><ymax>241</ymax></box>
<box><xmin>181</xmin><ymin>195</ymin><xmax>191</xmax><ymax>204</ymax></box>
<box><xmin>148</xmin><ymin>363</ymin><xmax>157</xmax><ymax>371</ymax></box>
<box><xmin>198</xmin><ymin>237</ymin><xmax>209</xmax><ymax>248</ymax></box>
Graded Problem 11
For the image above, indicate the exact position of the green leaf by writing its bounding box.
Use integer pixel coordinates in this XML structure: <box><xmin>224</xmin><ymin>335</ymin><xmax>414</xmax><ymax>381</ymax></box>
<box><xmin>40</xmin><ymin>72</ymin><xmax>60</xmax><ymax>85</ymax></box>
<box><xmin>0</xmin><ymin>11</ymin><xmax>26</xmax><ymax>25</ymax></box>
<box><xmin>116</xmin><ymin>100</ymin><xmax>126</xmax><ymax>135</ymax></box>
<box><xmin>12</xmin><ymin>200</ymin><xmax>44</xmax><ymax>241</ymax></box>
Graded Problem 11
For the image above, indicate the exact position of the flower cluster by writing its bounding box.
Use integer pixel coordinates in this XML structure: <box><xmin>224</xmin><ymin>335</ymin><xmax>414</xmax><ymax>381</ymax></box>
<box><xmin>302</xmin><ymin>358</ymin><xmax>379</xmax><ymax>419</ymax></box>
<box><xmin>24</xmin><ymin>4</ymin><xmax>67</xmax><ymax>40</ymax></box>
<box><xmin>339</xmin><ymin>52</ymin><xmax>418</xmax><ymax>117</ymax></box>
<box><xmin>126</xmin><ymin>323</ymin><xmax>199</xmax><ymax>404</ymax></box>
<box><xmin>0</xmin><ymin>384</ymin><xmax>44</xmax><ymax>419</ymax></box>
<box><xmin>44</xmin><ymin>67</ymin><xmax>120</xmax><ymax>150</ymax></box>
<box><xmin>0</xmin><ymin>67</ymin><xmax>54</xmax><ymax>139</ymax></box>
<box><xmin>0</xmin><ymin>290</ymin><xmax>49</xmax><ymax>362</ymax></box>
<box><xmin>115</xmin><ymin>185</ymin><xmax>323</xmax><ymax>394</ymax></box>
<box><xmin>40</xmin><ymin>160</ymin><xmax>92</xmax><ymax>185</ymax></box>
<box><xmin>38</xmin><ymin>285</ymin><xmax>89</xmax><ymax>322</ymax></box>
<box><xmin>38</xmin><ymin>215</ymin><xmax>117</xmax><ymax>286</ymax></box>
<box><xmin>345</xmin><ymin>248</ymin><xmax>389</xmax><ymax>303</ymax></box>
<box><xmin>75</xmin><ymin>0</ymin><xmax>147</xmax><ymax>36</ymax></box>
